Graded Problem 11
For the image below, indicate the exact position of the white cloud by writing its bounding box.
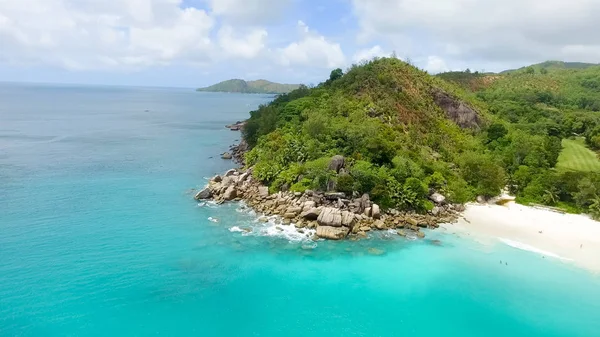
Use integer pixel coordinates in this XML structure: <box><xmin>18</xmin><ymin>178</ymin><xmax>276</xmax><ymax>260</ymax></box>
<box><xmin>424</xmin><ymin>56</ymin><xmax>449</xmax><ymax>74</ymax></box>
<box><xmin>218</xmin><ymin>26</ymin><xmax>268</xmax><ymax>59</ymax></box>
<box><xmin>352</xmin><ymin>0</ymin><xmax>600</xmax><ymax>68</ymax></box>
<box><xmin>278</xmin><ymin>21</ymin><xmax>346</xmax><ymax>69</ymax></box>
<box><xmin>0</xmin><ymin>0</ymin><xmax>215</xmax><ymax>70</ymax></box>
<box><xmin>208</xmin><ymin>0</ymin><xmax>292</xmax><ymax>24</ymax></box>
<box><xmin>352</xmin><ymin>45</ymin><xmax>389</xmax><ymax>63</ymax></box>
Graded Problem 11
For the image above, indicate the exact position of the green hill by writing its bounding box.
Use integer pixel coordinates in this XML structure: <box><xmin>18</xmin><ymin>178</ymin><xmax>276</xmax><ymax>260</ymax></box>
<box><xmin>501</xmin><ymin>61</ymin><xmax>598</xmax><ymax>74</ymax></box>
<box><xmin>240</xmin><ymin>58</ymin><xmax>600</xmax><ymax>218</ymax></box>
<box><xmin>197</xmin><ymin>79</ymin><xmax>301</xmax><ymax>94</ymax></box>
<box><xmin>242</xmin><ymin>58</ymin><xmax>506</xmax><ymax>211</ymax></box>
<box><xmin>438</xmin><ymin>61</ymin><xmax>600</xmax><ymax>217</ymax></box>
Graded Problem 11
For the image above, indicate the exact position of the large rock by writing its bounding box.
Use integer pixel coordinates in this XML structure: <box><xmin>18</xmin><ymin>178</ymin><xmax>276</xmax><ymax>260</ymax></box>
<box><xmin>316</xmin><ymin>226</ymin><xmax>349</xmax><ymax>240</ymax></box>
<box><xmin>221</xmin><ymin>176</ymin><xmax>238</xmax><ymax>187</ymax></box>
<box><xmin>258</xmin><ymin>186</ymin><xmax>269</xmax><ymax>198</ymax></box>
<box><xmin>430</xmin><ymin>193</ymin><xmax>446</xmax><ymax>205</ymax></box>
<box><xmin>224</xmin><ymin>169</ymin><xmax>237</xmax><ymax>177</ymax></box>
<box><xmin>374</xmin><ymin>220</ymin><xmax>386</xmax><ymax>230</ymax></box>
<box><xmin>371</xmin><ymin>204</ymin><xmax>381</xmax><ymax>219</ymax></box>
<box><xmin>341</xmin><ymin>211</ymin><xmax>356</xmax><ymax>227</ymax></box>
<box><xmin>286</xmin><ymin>206</ymin><xmax>303</xmax><ymax>215</ymax></box>
<box><xmin>223</xmin><ymin>185</ymin><xmax>237</xmax><ymax>200</ymax></box>
<box><xmin>300</xmin><ymin>207</ymin><xmax>321</xmax><ymax>220</ymax></box>
<box><xmin>211</xmin><ymin>175</ymin><xmax>222</xmax><ymax>183</ymax></box>
<box><xmin>454</xmin><ymin>204</ymin><xmax>466</xmax><ymax>212</ymax></box>
<box><xmin>317</xmin><ymin>207</ymin><xmax>343</xmax><ymax>227</ymax></box>
<box><xmin>431</xmin><ymin>206</ymin><xmax>442</xmax><ymax>216</ymax></box>
<box><xmin>221</xmin><ymin>152</ymin><xmax>233</xmax><ymax>160</ymax></box>
<box><xmin>328</xmin><ymin>155</ymin><xmax>345</xmax><ymax>173</ymax></box>
<box><xmin>194</xmin><ymin>187</ymin><xmax>212</xmax><ymax>200</ymax></box>
<box><xmin>432</xmin><ymin>88</ymin><xmax>481</xmax><ymax>129</ymax></box>
<box><xmin>324</xmin><ymin>192</ymin><xmax>345</xmax><ymax>200</ymax></box>
<box><xmin>356</xmin><ymin>194</ymin><xmax>370</xmax><ymax>213</ymax></box>
<box><xmin>302</xmin><ymin>200</ymin><xmax>316</xmax><ymax>211</ymax></box>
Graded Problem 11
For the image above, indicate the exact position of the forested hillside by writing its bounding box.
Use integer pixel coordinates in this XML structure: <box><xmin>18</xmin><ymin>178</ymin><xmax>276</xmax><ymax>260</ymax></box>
<box><xmin>439</xmin><ymin>62</ymin><xmax>600</xmax><ymax>216</ymax></box>
<box><xmin>242</xmin><ymin>58</ymin><xmax>504</xmax><ymax>212</ymax></box>
<box><xmin>240</xmin><ymin>57</ymin><xmax>600</xmax><ymax>217</ymax></box>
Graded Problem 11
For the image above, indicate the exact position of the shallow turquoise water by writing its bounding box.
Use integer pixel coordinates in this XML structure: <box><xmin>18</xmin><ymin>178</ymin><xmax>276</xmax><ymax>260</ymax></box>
<box><xmin>1</xmin><ymin>84</ymin><xmax>599</xmax><ymax>336</ymax></box>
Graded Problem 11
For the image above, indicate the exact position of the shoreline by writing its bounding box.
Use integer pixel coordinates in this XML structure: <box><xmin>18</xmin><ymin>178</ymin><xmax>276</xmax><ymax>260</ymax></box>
<box><xmin>441</xmin><ymin>202</ymin><xmax>600</xmax><ymax>273</ymax></box>
<box><xmin>195</xmin><ymin>167</ymin><xmax>462</xmax><ymax>241</ymax></box>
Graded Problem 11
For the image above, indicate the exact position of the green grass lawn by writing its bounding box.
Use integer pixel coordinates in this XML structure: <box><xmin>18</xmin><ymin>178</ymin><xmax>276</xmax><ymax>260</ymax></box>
<box><xmin>556</xmin><ymin>137</ymin><xmax>600</xmax><ymax>172</ymax></box>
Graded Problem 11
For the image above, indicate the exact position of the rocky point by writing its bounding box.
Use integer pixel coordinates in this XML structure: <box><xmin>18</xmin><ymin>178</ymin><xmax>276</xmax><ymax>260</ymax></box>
<box><xmin>194</xmin><ymin>167</ymin><xmax>461</xmax><ymax>241</ymax></box>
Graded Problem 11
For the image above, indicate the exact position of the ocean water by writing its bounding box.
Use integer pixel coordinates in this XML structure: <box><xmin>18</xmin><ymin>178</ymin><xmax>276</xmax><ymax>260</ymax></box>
<box><xmin>1</xmin><ymin>83</ymin><xmax>599</xmax><ymax>337</ymax></box>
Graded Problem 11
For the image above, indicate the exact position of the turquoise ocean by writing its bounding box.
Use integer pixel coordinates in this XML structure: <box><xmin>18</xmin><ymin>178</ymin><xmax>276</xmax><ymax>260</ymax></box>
<box><xmin>1</xmin><ymin>84</ymin><xmax>599</xmax><ymax>337</ymax></box>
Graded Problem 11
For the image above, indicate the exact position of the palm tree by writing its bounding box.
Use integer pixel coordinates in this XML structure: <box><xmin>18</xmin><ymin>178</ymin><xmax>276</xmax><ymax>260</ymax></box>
<box><xmin>589</xmin><ymin>195</ymin><xmax>600</xmax><ymax>220</ymax></box>
<box><xmin>543</xmin><ymin>188</ymin><xmax>559</xmax><ymax>205</ymax></box>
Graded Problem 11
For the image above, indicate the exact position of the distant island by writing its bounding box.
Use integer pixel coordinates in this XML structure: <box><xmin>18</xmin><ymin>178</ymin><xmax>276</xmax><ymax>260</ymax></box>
<box><xmin>197</xmin><ymin>79</ymin><xmax>301</xmax><ymax>94</ymax></box>
<box><xmin>500</xmin><ymin>60</ymin><xmax>598</xmax><ymax>74</ymax></box>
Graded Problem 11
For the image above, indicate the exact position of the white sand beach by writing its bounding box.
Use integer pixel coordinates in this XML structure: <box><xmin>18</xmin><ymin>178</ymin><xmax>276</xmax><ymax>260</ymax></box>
<box><xmin>442</xmin><ymin>202</ymin><xmax>600</xmax><ymax>273</ymax></box>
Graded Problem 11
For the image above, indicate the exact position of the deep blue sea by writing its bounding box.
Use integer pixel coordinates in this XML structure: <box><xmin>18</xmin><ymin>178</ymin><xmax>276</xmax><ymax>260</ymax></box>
<box><xmin>1</xmin><ymin>83</ymin><xmax>600</xmax><ymax>337</ymax></box>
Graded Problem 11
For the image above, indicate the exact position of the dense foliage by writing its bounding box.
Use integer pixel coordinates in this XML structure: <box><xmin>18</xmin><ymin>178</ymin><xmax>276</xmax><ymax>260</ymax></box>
<box><xmin>242</xmin><ymin>58</ymin><xmax>507</xmax><ymax>212</ymax></box>
<box><xmin>242</xmin><ymin>57</ymin><xmax>600</xmax><ymax>218</ymax></box>
<box><xmin>197</xmin><ymin>79</ymin><xmax>300</xmax><ymax>94</ymax></box>
<box><xmin>441</xmin><ymin>61</ymin><xmax>600</xmax><ymax>216</ymax></box>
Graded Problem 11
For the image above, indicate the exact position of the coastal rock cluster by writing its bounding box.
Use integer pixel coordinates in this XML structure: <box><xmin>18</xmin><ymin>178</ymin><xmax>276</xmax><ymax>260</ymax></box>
<box><xmin>195</xmin><ymin>167</ymin><xmax>461</xmax><ymax>241</ymax></box>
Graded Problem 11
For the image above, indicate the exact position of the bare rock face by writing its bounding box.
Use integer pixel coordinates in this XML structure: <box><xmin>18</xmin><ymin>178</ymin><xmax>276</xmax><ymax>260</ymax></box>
<box><xmin>286</xmin><ymin>206</ymin><xmax>303</xmax><ymax>215</ymax></box>
<box><xmin>328</xmin><ymin>155</ymin><xmax>345</xmax><ymax>173</ymax></box>
<box><xmin>223</xmin><ymin>185</ymin><xmax>237</xmax><ymax>200</ymax></box>
<box><xmin>356</xmin><ymin>194</ymin><xmax>370</xmax><ymax>213</ymax></box>
<box><xmin>374</xmin><ymin>220</ymin><xmax>386</xmax><ymax>230</ymax></box>
<box><xmin>258</xmin><ymin>186</ymin><xmax>269</xmax><ymax>198</ymax></box>
<box><xmin>224</xmin><ymin>169</ymin><xmax>237</xmax><ymax>177</ymax></box>
<box><xmin>371</xmin><ymin>204</ymin><xmax>381</xmax><ymax>219</ymax></box>
<box><xmin>317</xmin><ymin>207</ymin><xmax>343</xmax><ymax>227</ymax></box>
<box><xmin>300</xmin><ymin>207</ymin><xmax>321</xmax><ymax>220</ymax></box>
<box><xmin>430</xmin><ymin>193</ymin><xmax>446</xmax><ymax>205</ymax></box>
<box><xmin>432</xmin><ymin>88</ymin><xmax>481</xmax><ymax>129</ymax></box>
<box><xmin>324</xmin><ymin>192</ymin><xmax>345</xmax><ymax>200</ymax></box>
<box><xmin>341</xmin><ymin>211</ymin><xmax>356</xmax><ymax>227</ymax></box>
<box><xmin>316</xmin><ymin>226</ymin><xmax>349</xmax><ymax>240</ymax></box>
<box><xmin>302</xmin><ymin>200</ymin><xmax>316</xmax><ymax>211</ymax></box>
<box><xmin>221</xmin><ymin>176</ymin><xmax>238</xmax><ymax>187</ymax></box>
<box><xmin>194</xmin><ymin>187</ymin><xmax>212</xmax><ymax>200</ymax></box>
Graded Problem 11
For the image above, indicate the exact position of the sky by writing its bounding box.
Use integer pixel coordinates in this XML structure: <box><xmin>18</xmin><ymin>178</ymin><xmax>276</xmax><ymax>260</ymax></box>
<box><xmin>1</xmin><ymin>0</ymin><xmax>599</xmax><ymax>88</ymax></box>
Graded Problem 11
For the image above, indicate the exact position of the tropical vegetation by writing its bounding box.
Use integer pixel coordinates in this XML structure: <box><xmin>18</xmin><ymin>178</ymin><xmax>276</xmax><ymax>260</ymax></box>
<box><xmin>240</xmin><ymin>57</ymin><xmax>600</xmax><ymax>218</ymax></box>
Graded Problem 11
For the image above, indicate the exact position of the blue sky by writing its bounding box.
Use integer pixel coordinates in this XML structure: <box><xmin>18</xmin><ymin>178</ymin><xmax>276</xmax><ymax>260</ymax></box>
<box><xmin>1</xmin><ymin>0</ymin><xmax>599</xmax><ymax>87</ymax></box>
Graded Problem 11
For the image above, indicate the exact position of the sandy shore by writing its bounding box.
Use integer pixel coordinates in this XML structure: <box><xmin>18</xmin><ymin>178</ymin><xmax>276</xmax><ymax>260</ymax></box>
<box><xmin>441</xmin><ymin>202</ymin><xmax>600</xmax><ymax>273</ymax></box>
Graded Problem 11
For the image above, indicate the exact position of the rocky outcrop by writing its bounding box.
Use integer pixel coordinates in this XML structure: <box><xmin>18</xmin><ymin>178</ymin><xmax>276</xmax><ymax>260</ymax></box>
<box><xmin>229</xmin><ymin>140</ymin><xmax>248</xmax><ymax>164</ymax></box>
<box><xmin>300</xmin><ymin>207</ymin><xmax>321</xmax><ymax>220</ymax></box>
<box><xmin>430</xmin><ymin>193</ymin><xmax>446</xmax><ymax>204</ymax></box>
<box><xmin>317</xmin><ymin>207</ymin><xmax>343</xmax><ymax>227</ymax></box>
<box><xmin>194</xmin><ymin>187</ymin><xmax>212</xmax><ymax>200</ymax></box>
<box><xmin>196</xmin><ymin>167</ymin><xmax>462</xmax><ymax>241</ymax></box>
<box><xmin>316</xmin><ymin>226</ymin><xmax>349</xmax><ymax>240</ymax></box>
<box><xmin>432</xmin><ymin>88</ymin><xmax>481</xmax><ymax>129</ymax></box>
<box><xmin>223</xmin><ymin>185</ymin><xmax>237</xmax><ymax>200</ymax></box>
<box><xmin>372</xmin><ymin>204</ymin><xmax>381</xmax><ymax>219</ymax></box>
<box><xmin>221</xmin><ymin>152</ymin><xmax>233</xmax><ymax>160</ymax></box>
<box><xmin>226</xmin><ymin>120</ymin><xmax>246</xmax><ymax>131</ymax></box>
<box><xmin>328</xmin><ymin>155</ymin><xmax>345</xmax><ymax>173</ymax></box>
